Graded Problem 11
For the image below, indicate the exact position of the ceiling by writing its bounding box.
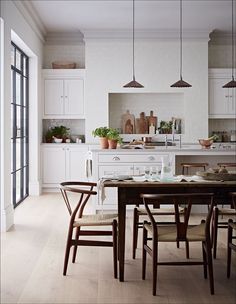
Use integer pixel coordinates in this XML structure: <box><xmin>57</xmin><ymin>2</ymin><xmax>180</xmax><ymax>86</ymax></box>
<box><xmin>29</xmin><ymin>0</ymin><xmax>233</xmax><ymax>37</ymax></box>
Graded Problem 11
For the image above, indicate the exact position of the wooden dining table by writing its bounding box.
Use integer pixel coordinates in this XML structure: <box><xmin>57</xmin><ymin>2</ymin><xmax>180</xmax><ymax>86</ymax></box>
<box><xmin>103</xmin><ymin>179</ymin><xmax>236</xmax><ymax>282</ymax></box>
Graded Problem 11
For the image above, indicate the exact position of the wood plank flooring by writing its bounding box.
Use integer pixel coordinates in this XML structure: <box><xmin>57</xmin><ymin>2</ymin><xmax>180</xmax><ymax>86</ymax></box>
<box><xmin>1</xmin><ymin>193</ymin><xmax>236</xmax><ymax>304</ymax></box>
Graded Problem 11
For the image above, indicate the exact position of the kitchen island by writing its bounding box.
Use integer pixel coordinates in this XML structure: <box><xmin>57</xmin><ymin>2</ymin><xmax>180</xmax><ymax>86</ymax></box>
<box><xmin>90</xmin><ymin>145</ymin><xmax>236</xmax><ymax>211</ymax></box>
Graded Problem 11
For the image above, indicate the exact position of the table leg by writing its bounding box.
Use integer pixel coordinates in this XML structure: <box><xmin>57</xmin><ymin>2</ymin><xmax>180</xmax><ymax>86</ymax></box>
<box><xmin>118</xmin><ymin>188</ymin><xmax>126</xmax><ymax>282</ymax></box>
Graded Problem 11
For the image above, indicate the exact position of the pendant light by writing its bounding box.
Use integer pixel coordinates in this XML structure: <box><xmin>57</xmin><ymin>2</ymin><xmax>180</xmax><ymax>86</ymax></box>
<box><xmin>223</xmin><ymin>0</ymin><xmax>236</xmax><ymax>88</ymax></box>
<box><xmin>171</xmin><ymin>0</ymin><xmax>192</xmax><ymax>88</ymax></box>
<box><xmin>123</xmin><ymin>0</ymin><xmax>144</xmax><ymax>88</ymax></box>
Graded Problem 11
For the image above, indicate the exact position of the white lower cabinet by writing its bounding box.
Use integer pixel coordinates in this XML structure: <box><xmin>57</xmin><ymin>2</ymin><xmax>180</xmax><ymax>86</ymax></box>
<box><xmin>94</xmin><ymin>152</ymin><xmax>169</xmax><ymax>210</ymax></box>
<box><xmin>42</xmin><ymin>145</ymin><xmax>89</xmax><ymax>188</ymax></box>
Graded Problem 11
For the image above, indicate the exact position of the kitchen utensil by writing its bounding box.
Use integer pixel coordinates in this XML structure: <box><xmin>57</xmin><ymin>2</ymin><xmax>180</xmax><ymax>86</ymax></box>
<box><xmin>136</xmin><ymin>112</ymin><xmax>148</xmax><ymax>134</ymax></box>
<box><xmin>147</xmin><ymin>111</ymin><xmax>157</xmax><ymax>130</ymax></box>
<box><xmin>141</xmin><ymin>136</ymin><xmax>152</xmax><ymax>143</ymax></box>
<box><xmin>121</xmin><ymin>110</ymin><xmax>135</xmax><ymax>134</ymax></box>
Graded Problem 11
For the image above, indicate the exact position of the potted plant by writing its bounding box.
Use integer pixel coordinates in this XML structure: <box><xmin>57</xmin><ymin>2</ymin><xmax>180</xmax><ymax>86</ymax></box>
<box><xmin>51</xmin><ymin>125</ymin><xmax>70</xmax><ymax>143</ymax></box>
<box><xmin>92</xmin><ymin>126</ymin><xmax>110</xmax><ymax>149</ymax></box>
<box><xmin>158</xmin><ymin>120</ymin><xmax>173</xmax><ymax>134</ymax></box>
<box><xmin>107</xmin><ymin>128</ymin><xmax>123</xmax><ymax>149</ymax></box>
<box><xmin>45</xmin><ymin>129</ymin><xmax>54</xmax><ymax>143</ymax></box>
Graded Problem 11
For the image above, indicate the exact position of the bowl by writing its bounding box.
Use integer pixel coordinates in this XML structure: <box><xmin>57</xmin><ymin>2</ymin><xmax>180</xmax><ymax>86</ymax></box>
<box><xmin>198</xmin><ymin>139</ymin><xmax>213</xmax><ymax>149</ymax></box>
<box><xmin>53</xmin><ymin>137</ymin><xmax>63</xmax><ymax>143</ymax></box>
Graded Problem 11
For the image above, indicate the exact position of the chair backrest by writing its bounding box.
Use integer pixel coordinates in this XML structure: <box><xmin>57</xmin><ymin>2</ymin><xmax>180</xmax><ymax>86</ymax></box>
<box><xmin>140</xmin><ymin>193</ymin><xmax>215</xmax><ymax>241</ymax></box>
<box><xmin>60</xmin><ymin>181</ymin><xmax>97</xmax><ymax>223</ymax></box>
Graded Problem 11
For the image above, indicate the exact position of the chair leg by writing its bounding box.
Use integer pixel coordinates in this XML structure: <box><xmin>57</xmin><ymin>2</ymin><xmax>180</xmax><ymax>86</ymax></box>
<box><xmin>227</xmin><ymin>220</ymin><xmax>233</xmax><ymax>278</ymax></box>
<box><xmin>63</xmin><ymin>226</ymin><xmax>74</xmax><ymax>276</ymax></box>
<box><xmin>112</xmin><ymin>220</ymin><xmax>118</xmax><ymax>279</ymax></box>
<box><xmin>205</xmin><ymin>240</ymin><xmax>214</xmax><ymax>295</ymax></box>
<box><xmin>72</xmin><ymin>227</ymin><xmax>80</xmax><ymax>263</ymax></box>
<box><xmin>133</xmin><ymin>208</ymin><xmax>139</xmax><ymax>259</ymax></box>
<box><xmin>212</xmin><ymin>208</ymin><xmax>219</xmax><ymax>259</ymax></box>
<box><xmin>142</xmin><ymin>225</ymin><xmax>147</xmax><ymax>280</ymax></box>
<box><xmin>185</xmin><ymin>240</ymin><xmax>190</xmax><ymax>259</ymax></box>
<box><xmin>152</xmin><ymin>240</ymin><xmax>158</xmax><ymax>296</ymax></box>
<box><xmin>202</xmin><ymin>242</ymin><xmax>207</xmax><ymax>279</ymax></box>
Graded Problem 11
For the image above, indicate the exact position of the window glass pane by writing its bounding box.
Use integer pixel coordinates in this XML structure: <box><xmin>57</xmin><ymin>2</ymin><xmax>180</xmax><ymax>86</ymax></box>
<box><xmin>16</xmin><ymin>138</ymin><xmax>21</xmax><ymax>170</ymax></box>
<box><xmin>16</xmin><ymin>105</ymin><xmax>22</xmax><ymax>137</ymax></box>
<box><xmin>16</xmin><ymin>49</ymin><xmax>21</xmax><ymax>70</ymax></box>
<box><xmin>16</xmin><ymin>74</ymin><xmax>21</xmax><ymax>105</ymax></box>
<box><xmin>23</xmin><ymin>108</ymin><xmax>28</xmax><ymax>137</ymax></box>
<box><xmin>23</xmin><ymin>57</ymin><xmax>27</xmax><ymax>77</ymax></box>
<box><xmin>23</xmin><ymin>77</ymin><xmax>27</xmax><ymax>106</ymax></box>
<box><xmin>11</xmin><ymin>45</ymin><xmax>15</xmax><ymax>66</ymax></box>
<box><xmin>16</xmin><ymin>170</ymin><xmax>21</xmax><ymax>203</ymax></box>
<box><xmin>11</xmin><ymin>104</ymin><xmax>14</xmax><ymax>138</ymax></box>
<box><xmin>11</xmin><ymin>139</ymin><xmax>14</xmax><ymax>172</ymax></box>
<box><xmin>23</xmin><ymin>167</ymin><xmax>27</xmax><ymax>197</ymax></box>
<box><xmin>11</xmin><ymin>70</ymin><xmax>14</xmax><ymax>103</ymax></box>
<box><xmin>23</xmin><ymin>138</ymin><xmax>28</xmax><ymax>166</ymax></box>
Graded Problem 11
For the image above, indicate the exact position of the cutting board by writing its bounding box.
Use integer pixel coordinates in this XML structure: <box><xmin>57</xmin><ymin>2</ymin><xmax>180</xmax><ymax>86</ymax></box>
<box><xmin>147</xmin><ymin>110</ymin><xmax>157</xmax><ymax>129</ymax></box>
<box><xmin>121</xmin><ymin>110</ymin><xmax>135</xmax><ymax>134</ymax></box>
<box><xmin>136</xmin><ymin>112</ymin><xmax>148</xmax><ymax>134</ymax></box>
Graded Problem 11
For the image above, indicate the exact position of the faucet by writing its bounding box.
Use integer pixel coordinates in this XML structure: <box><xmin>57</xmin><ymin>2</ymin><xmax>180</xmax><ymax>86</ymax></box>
<box><xmin>165</xmin><ymin>135</ymin><xmax>168</xmax><ymax>148</ymax></box>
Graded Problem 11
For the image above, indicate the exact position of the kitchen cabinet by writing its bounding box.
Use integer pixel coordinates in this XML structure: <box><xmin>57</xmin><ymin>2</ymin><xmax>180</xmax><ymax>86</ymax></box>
<box><xmin>42</xmin><ymin>69</ymin><xmax>85</xmax><ymax>118</ymax></box>
<box><xmin>209</xmin><ymin>69</ymin><xmax>236</xmax><ymax>118</ymax></box>
<box><xmin>93</xmin><ymin>152</ymin><xmax>170</xmax><ymax>209</ymax></box>
<box><xmin>42</xmin><ymin>145</ymin><xmax>89</xmax><ymax>187</ymax></box>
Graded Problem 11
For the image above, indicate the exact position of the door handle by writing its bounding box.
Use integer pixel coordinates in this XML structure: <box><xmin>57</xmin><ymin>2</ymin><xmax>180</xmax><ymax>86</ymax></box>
<box><xmin>112</xmin><ymin>156</ymin><xmax>120</xmax><ymax>161</ymax></box>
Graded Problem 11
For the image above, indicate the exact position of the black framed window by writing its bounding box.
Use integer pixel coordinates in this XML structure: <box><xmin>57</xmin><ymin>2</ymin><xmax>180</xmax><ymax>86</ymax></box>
<box><xmin>11</xmin><ymin>42</ymin><xmax>29</xmax><ymax>208</ymax></box>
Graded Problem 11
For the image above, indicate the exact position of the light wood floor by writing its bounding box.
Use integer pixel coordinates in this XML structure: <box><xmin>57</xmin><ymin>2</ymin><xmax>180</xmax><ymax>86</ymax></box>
<box><xmin>1</xmin><ymin>193</ymin><xmax>236</xmax><ymax>304</ymax></box>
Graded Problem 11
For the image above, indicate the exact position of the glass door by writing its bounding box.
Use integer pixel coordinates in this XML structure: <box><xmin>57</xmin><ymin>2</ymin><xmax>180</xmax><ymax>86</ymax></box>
<box><xmin>11</xmin><ymin>42</ymin><xmax>29</xmax><ymax>208</ymax></box>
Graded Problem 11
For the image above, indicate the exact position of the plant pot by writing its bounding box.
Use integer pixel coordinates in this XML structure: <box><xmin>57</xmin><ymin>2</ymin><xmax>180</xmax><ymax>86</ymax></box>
<box><xmin>100</xmin><ymin>137</ymin><xmax>109</xmax><ymax>149</ymax></box>
<box><xmin>108</xmin><ymin>139</ymin><xmax>118</xmax><ymax>149</ymax></box>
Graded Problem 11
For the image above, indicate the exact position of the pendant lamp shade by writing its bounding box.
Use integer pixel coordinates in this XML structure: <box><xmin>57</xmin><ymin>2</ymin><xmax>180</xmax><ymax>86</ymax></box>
<box><xmin>171</xmin><ymin>0</ymin><xmax>192</xmax><ymax>88</ymax></box>
<box><xmin>123</xmin><ymin>0</ymin><xmax>144</xmax><ymax>88</ymax></box>
<box><xmin>223</xmin><ymin>0</ymin><xmax>236</xmax><ymax>88</ymax></box>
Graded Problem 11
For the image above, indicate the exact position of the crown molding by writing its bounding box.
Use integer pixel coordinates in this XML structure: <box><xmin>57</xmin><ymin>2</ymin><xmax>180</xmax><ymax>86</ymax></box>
<box><xmin>45</xmin><ymin>32</ymin><xmax>84</xmax><ymax>46</ymax></box>
<box><xmin>12</xmin><ymin>0</ymin><xmax>46</xmax><ymax>43</ymax></box>
<box><xmin>82</xmin><ymin>29</ymin><xmax>210</xmax><ymax>41</ymax></box>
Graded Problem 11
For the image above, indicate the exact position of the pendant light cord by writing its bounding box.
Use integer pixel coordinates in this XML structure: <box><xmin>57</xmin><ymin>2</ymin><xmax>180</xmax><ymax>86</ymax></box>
<box><xmin>132</xmin><ymin>0</ymin><xmax>135</xmax><ymax>81</ymax></box>
<box><xmin>180</xmin><ymin>0</ymin><xmax>183</xmax><ymax>80</ymax></box>
<box><xmin>231</xmin><ymin>0</ymin><xmax>235</xmax><ymax>80</ymax></box>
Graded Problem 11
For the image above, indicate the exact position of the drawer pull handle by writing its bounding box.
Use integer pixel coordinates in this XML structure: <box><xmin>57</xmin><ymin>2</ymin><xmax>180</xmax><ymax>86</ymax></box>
<box><xmin>148</xmin><ymin>156</ymin><xmax>155</xmax><ymax>161</ymax></box>
<box><xmin>113</xmin><ymin>156</ymin><xmax>120</xmax><ymax>161</ymax></box>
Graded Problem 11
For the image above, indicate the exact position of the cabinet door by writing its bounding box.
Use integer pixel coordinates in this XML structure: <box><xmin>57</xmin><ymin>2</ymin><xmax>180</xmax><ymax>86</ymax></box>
<box><xmin>44</xmin><ymin>79</ymin><xmax>64</xmax><ymax>115</ymax></box>
<box><xmin>98</xmin><ymin>165</ymin><xmax>133</xmax><ymax>206</ymax></box>
<box><xmin>64</xmin><ymin>79</ymin><xmax>84</xmax><ymax>116</ymax></box>
<box><xmin>42</xmin><ymin>147</ymin><xmax>66</xmax><ymax>184</ymax></box>
<box><xmin>209</xmin><ymin>78</ymin><xmax>234</xmax><ymax>117</ymax></box>
<box><xmin>66</xmin><ymin>147</ymin><xmax>88</xmax><ymax>181</ymax></box>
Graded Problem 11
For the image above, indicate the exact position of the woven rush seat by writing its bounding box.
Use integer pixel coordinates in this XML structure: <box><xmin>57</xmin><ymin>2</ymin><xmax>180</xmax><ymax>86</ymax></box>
<box><xmin>229</xmin><ymin>221</ymin><xmax>236</xmax><ymax>230</ymax></box>
<box><xmin>133</xmin><ymin>204</ymin><xmax>188</xmax><ymax>259</ymax></box>
<box><xmin>74</xmin><ymin>213</ymin><xmax>118</xmax><ymax>227</ymax></box>
<box><xmin>144</xmin><ymin>222</ymin><xmax>206</xmax><ymax>242</ymax></box>
<box><xmin>217</xmin><ymin>208</ymin><xmax>236</xmax><ymax>215</ymax></box>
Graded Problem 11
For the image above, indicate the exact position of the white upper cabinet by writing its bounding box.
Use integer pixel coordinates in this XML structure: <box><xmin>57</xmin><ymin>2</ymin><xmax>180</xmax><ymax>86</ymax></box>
<box><xmin>42</xmin><ymin>69</ymin><xmax>85</xmax><ymax>118</ymax></box>
<box><xmin>209</xmin><ymin>69</ymin><xmax>236</xmax><ymax>118</ymax></box>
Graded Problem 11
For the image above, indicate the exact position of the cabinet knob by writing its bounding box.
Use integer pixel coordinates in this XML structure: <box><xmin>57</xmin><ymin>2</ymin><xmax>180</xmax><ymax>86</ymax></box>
<box><xmin>148</xmin><ymin>156</ymin><xmax>155</xmax><ymax>161</ymax></box>
<box><xmin>112</xmin><ymin>156</ymin><xmax>120</xmax><ymax>161</ymax></box>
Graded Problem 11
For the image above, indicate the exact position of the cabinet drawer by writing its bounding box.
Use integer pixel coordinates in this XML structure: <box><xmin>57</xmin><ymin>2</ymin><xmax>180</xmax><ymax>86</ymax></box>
<box><xmin>98</xmin><ymin>153</ymin><xmax>167</xmax><ymax>163</ymax></box>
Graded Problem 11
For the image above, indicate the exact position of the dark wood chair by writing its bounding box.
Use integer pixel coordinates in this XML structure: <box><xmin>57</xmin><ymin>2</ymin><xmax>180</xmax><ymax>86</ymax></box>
<box><xmin>212</xmin><ymin>192</ymin><xmax>236</xmax><ymax>259</ymax></box>
<box><xmin>132</xmin><ymin>205</ymin><xmax>189</xmax><ymax>259</ymax></box>
<box><xmin>141</xmin><ymin>193</ymin><xmax>215</xmax><ymax>296</ymax></box>
<box><xmin>227</xmin><ymin>219</ymin><xmax>236</xmax><ymax>278</ymax></box>
<box><xmin>181</xmin><ymin>162</ymin><xmax>209</xmax><ymax>175</ymax></box>
<box><xmin>60</xmin><ymin>181</ymin><xmax>118</xmax><ymax>278</ymax></box>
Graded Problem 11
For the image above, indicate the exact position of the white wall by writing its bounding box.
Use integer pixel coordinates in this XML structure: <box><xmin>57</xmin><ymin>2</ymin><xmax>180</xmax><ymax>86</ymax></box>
<box><xmin>0</xmin><ymin>0</ymin><xmax>43</xmax><ymax>231</ymax></box>
<box><xmin>209</xmin><ymin>44</ymin><xmax>232</xmax><ymax>68</ymax></box>
<box><xmin>84</xmin><ymin>38</ymin><xmax>209</xmax><ymax>143</ymax></box>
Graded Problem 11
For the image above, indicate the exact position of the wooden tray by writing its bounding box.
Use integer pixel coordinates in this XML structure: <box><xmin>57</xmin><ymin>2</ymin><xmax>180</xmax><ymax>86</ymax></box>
<box><xmin>196</xmin><ymin>171</ymin><xmax>236</xmax><ymax>181</ymax></box>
